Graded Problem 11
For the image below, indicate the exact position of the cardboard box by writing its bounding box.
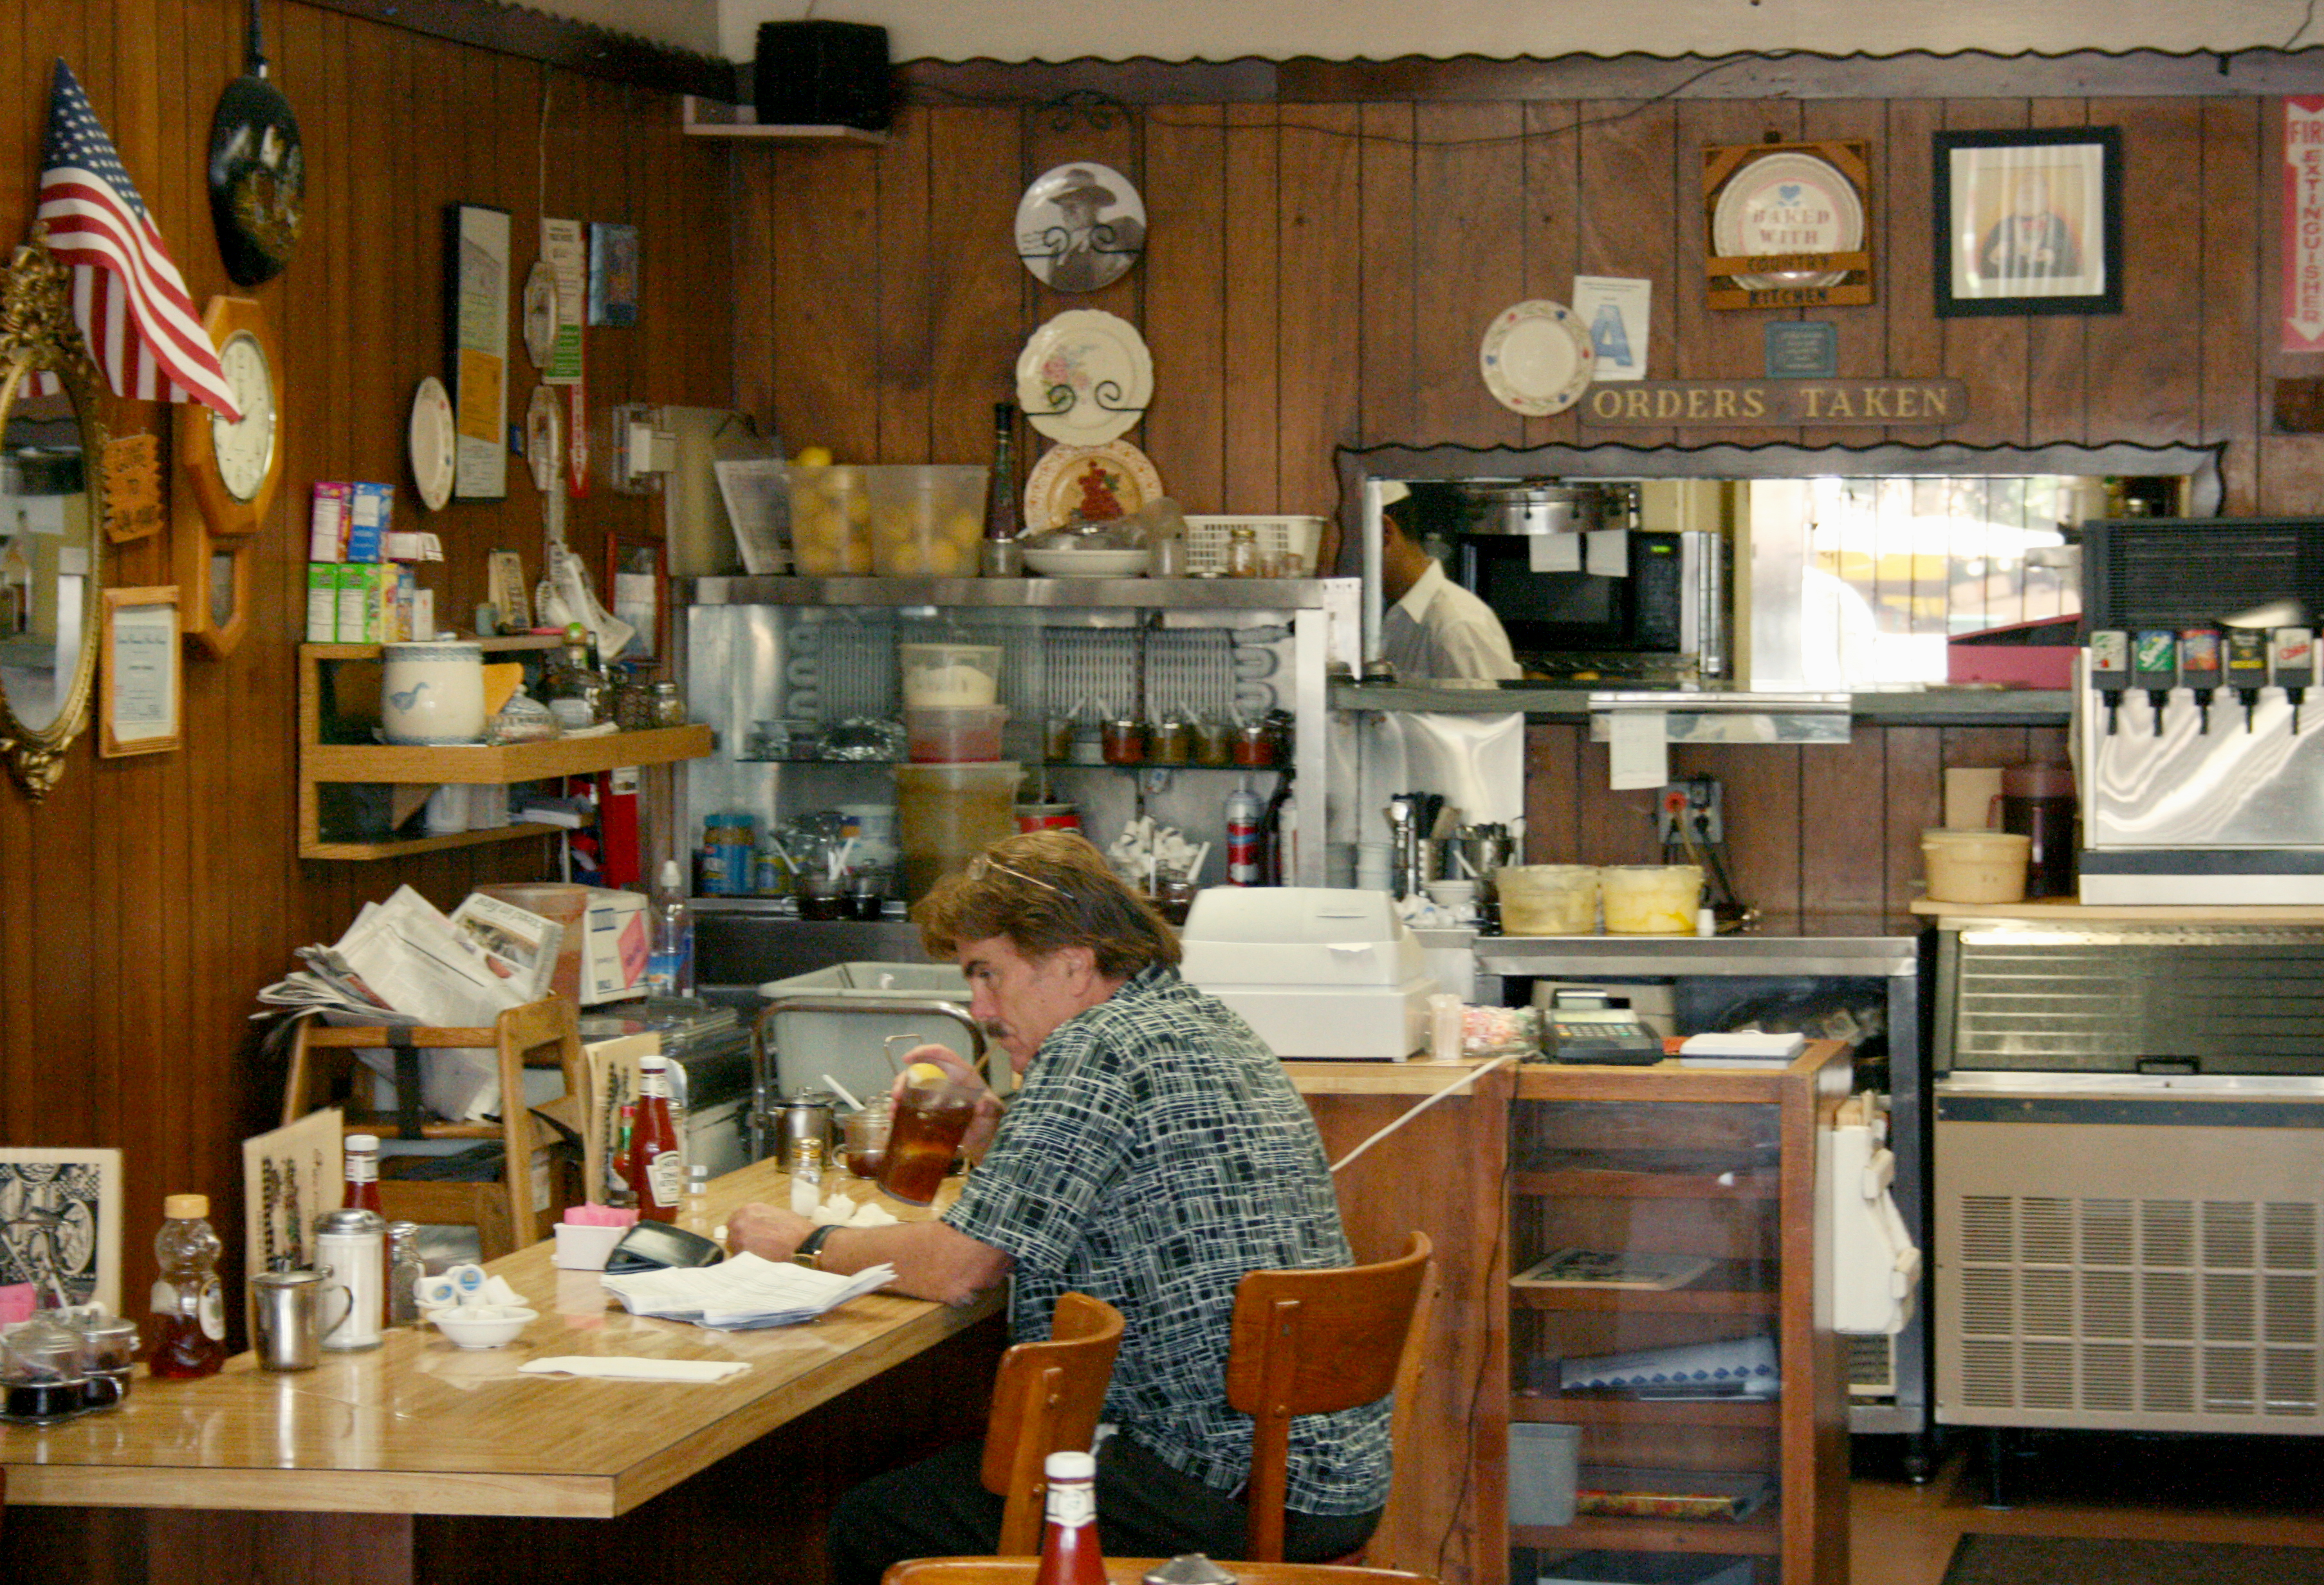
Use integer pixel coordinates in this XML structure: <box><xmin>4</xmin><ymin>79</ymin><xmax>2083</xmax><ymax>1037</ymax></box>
<box><xmin>337</xmin><ymin>564</ymin><xmax>383</xmax><ymax>643</ymax></box>
<box><xmin>346</xmin><ymin>481</ymin><xmax>389</xmax><ymax>562</ymax></box>
<box><xmin>580</xmin><ymin>887</ymin><xmax>650</xmax><ymax>1004</ymax></box>
<box><xmin>308</xmin><ymin>482</ymin><xmax>351</xmax><ymax>561</ymax></box>
<box><xmin>306</xmin><ymin>562</ymin><xmax>338</xmax><ymax>642</ymax></box>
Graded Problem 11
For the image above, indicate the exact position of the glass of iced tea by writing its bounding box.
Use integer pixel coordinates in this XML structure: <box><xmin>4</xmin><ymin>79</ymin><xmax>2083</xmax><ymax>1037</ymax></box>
<box><xmin>878</xmin><ymin>1064</ymin><xmax>980</xmax><ymax>1205</ymax></box>
<box><xmin>842</xmin><ymin>1100</ymin><xmax>893</xmax><ymax>1180</ymax></box>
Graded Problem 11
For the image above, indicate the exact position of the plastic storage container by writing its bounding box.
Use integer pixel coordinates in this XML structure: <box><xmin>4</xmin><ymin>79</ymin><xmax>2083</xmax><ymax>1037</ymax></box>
<box><xmin>1601</xmin><ymin>864</ymin><xmax>1704</xmax><ymax>935</ymax></box>
<box><xmin>1506</xmin><ymin>1420</ymin><xmax>1581</xmax><ymax>1525</ymax></box>
<box><xmin>787</xmin><ymin>464</ymin><xmax>874</xmax><ymax>576</ymax></box>
<box><xmin>899</xmin><ymin>642</ymin><xmax>1002</xmax><ymax>708</ymax></box>
<box><xmin>904</xmin><ymin>705</ymin><xmax>1008</xmax><ymax>763</ymax></box>
<box><xmin>754</xmin><ymin>961</ymin><xmax>1001</xmax><ymax>1111</ymax></box>
<box><xmin>1497</xmin><ymin>865</ymin><xmax>1601</xmax><ymax>935</ymax></box>
<box><xmin>863</xmin><ymin>463</ymin><xmax>988</xmax><ymax>577</ymax></box>
<box><xmin>1921</xmin><ymin>828</ymin><xmax>2033</xmax><ymax>904</ymax></box>
<box><xmin>894</xmin><ymin>761</ymin><xmax>1021</xmax><ymax>902</ymax></box>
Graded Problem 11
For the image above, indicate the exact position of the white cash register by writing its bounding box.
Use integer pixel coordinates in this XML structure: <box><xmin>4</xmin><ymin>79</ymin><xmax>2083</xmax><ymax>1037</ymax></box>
<box><xmin>1179</xmin><ymin>888</ymin><xmax>1438</xmax><ymax>1061</ymax></box>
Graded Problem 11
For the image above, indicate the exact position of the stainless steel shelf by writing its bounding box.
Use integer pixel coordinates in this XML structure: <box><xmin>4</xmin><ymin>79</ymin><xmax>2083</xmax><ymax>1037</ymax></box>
<box><xmin>1333</xmin><ymin>682</ymin><xmax>2071</xmax><ymax>725</ymax></box>
<box><xmin>686</xmin><ymin>575</ymin><xmax>1352</xmax><ymax>611</ymax></box>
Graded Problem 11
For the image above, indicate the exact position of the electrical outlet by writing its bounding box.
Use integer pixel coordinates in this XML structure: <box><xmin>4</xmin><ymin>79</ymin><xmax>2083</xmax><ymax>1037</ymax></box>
<box><xmin>1657</xmin><ymin>776</ymin><xmax>1723</xmax><ymax>844</ymax></box>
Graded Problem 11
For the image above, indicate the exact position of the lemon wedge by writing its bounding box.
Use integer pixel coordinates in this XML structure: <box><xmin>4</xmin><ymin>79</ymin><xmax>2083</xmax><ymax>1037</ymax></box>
<box><xmin>905</xmin><ymin>1061</ymin><xmax>948</xmax><ymax>1086</ymax></box>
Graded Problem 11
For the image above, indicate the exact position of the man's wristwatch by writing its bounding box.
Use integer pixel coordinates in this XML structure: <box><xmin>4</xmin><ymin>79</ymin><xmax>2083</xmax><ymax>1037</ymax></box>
<box><xmin>793</xmin><ymin>1224</ymin><xmax>838</xmax><ymax>1270</ymax></box>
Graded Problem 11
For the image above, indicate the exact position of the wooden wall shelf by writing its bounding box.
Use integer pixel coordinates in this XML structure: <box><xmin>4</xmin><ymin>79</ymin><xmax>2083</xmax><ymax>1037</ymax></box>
<box><xmin>296</xmin><ymin>644</ymin><xmax>714</xmax><ymax>861</ymax></box>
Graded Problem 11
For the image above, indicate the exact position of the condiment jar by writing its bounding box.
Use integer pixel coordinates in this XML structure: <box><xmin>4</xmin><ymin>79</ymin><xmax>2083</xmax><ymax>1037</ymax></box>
<box><xmin>1192</xmin><ymin>716</ymin><xmax>1235</xmax><ymax>768</ymax></box>
<box><xmin>1231</xmin><ymin>720</ymin><xmax>1277</xmax><ymax>767</ymax></box>
<box><xmin>650</xmin><ymin>681</ymin><xmax>688</xmax><ymax>728</ymax></box>
<box><xmin>1222</xmin><ymin>524</ymin><xmax>1260</xmax><ymax>578</ymax></box>
<box><xmin>1042</xmin><ymin>715</ymin><xmax>1076</xmax><ymax>763</ymax></box>
<box><xmin>1102</xmin><ymin>716</ymin><xmax>1147</xmax><ymax>766</ymax></box>
<box><xmin>77</xmin><ymin>1315</ymin><xmax>140</xmax><ymax>1409</ymax></box>
<box><xmin>1148</xmin><ymin>714</ymin><xmax>1192</xmax><ymax>765</ymax></box>
<box><xmin>3</xmin><ymin>1314</ymin><xmax>90</xmax><ymax>1423</ymax></box>
<box><xmin>313</xmin><ymin>1209</ymin><xmax>387</xmax><ymax>1352</ymax></box>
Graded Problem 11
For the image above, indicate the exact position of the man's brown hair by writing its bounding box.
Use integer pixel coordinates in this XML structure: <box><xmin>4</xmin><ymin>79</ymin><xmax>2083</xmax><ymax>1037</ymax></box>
<box><xmin>914</xmin><ymin>830</ymin><xmax>1181</xmax><ymax>980</ymax></box>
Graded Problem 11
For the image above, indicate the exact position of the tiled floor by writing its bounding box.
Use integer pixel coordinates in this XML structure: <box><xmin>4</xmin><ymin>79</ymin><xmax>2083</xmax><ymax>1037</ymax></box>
<box><xmin>1849</xmin><ymin>1433</ymin><xmax>2324</xmax><ymax>1585</ymax></box>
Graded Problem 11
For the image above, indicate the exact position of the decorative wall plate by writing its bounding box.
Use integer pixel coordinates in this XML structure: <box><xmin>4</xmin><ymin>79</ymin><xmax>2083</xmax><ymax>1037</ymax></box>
<box><xmin>1015</xmin><ymin>310</ymin><xmax>1152</xmax><ymax>446</ymax></box>
<box><xmin>407</xmin><ymin>376</ymin><xmax>456</xmax><ymax>512</ymax></box>
<box><xmin>1023</xmin><ymin>440</ymin><xmax>1165</xmax><ymax>533</ymax></box>
<box><xmin>1013</xmin><ymin>162</ymin><xmax>1147</xmax><ymax>293</ymax></box>
<box><xmin>1711</xmin><ymin>151</ymin><xmax>1864</xmax><ymax>292</ymax></box>
<box><xmin>1479</xmin><ymin>300</ymin><xmax>1596</xmax><ymax>417</ymax></box>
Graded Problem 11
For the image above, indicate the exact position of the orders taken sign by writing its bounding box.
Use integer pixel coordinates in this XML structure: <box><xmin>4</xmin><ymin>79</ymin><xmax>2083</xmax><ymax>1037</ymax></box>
<box><xmin>2287</xmin><ymin>98</ymin><xmax>2324</xmax><ymax>353</ymax></box>
<box><xmin>1579</xmin><ymin>379</ymin><xmax>1966</xmax><ymax>427</ymax></box>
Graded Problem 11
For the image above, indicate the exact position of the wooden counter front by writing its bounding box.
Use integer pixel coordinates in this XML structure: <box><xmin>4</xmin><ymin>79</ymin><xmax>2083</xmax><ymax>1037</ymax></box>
<box><xmin>2</xmin><ymin>1162</ymin><xmax>1003</xmax><ymax>1583</ymax></box>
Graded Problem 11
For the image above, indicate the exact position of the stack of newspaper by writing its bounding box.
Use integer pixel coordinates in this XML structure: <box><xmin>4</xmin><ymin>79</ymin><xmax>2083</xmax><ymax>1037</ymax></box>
<box><xmin>254</xmin><ymin>885</ymin><xmax>564</xmax><ymax>1119</ymax></box>
<box><xmin>600</xmin><ymin>1253</ymin><xmax>898</xmax><ymax>1330</ymax></box>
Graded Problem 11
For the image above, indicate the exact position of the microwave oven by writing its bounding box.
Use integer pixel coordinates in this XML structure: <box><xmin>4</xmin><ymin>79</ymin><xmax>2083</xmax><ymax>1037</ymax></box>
<box><xmin>1453</xmin><ymin>528</ymin><xmax>1728</xmax><ymax>683</ymax></box>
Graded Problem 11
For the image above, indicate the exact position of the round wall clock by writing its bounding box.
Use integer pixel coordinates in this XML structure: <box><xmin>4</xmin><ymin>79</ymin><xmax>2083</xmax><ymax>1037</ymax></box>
<box><xmin>176</xmin><ymin>295</ymin><xmax>282</xmax><ymax>538</ymax></box>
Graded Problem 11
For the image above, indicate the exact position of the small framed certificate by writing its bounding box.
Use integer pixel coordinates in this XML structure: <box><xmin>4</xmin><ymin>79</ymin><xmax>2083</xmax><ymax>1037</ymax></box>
<box><xmin>98</xmin><ymin>586</ymin><xmax>180</xmax><ymax>757</ymax></box>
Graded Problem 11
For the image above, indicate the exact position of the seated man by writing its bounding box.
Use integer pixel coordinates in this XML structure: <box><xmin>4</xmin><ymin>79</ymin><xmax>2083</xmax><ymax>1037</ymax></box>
<box><xmin>729</xmin><ymin>831</ymin><xmax>1386</xmax><ymax>1582</ymax></box>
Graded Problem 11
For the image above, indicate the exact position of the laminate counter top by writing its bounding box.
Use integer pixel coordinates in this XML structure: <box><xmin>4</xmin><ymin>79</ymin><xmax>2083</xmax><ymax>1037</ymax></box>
<box><xmin>0</xmin><ymin>1159</ymin><xmax>996</xmax><ymax>1519</ymax></box>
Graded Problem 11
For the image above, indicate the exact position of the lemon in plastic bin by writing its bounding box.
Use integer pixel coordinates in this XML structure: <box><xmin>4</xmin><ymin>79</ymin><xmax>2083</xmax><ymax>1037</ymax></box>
<box><xmin>794</xmin><ymin>445</ymin><xmax>834</xmax><ymax>468</ymax></box>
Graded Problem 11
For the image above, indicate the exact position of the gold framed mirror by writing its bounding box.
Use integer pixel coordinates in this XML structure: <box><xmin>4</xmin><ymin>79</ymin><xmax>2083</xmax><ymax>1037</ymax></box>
<box><xmin>0</xmin><ymin>232</ymin><xmax>109</xmax><ymax>801</ymax></box>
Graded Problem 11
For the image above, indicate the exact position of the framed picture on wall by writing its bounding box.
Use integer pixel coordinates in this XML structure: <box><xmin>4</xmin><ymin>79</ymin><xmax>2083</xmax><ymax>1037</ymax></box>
<box><xmin>98</xmin><ymin>585</ymin><xmax>180</xmax><ymax>757</ymax></box>
<box><xmin>1933</xmin><ymin>127</ymin><xmax>2123</xmax><ymax>317</ymax></box>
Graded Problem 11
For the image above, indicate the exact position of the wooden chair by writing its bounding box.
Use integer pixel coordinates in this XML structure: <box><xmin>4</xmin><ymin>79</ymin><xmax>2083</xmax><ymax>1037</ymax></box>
<box><xmin>1226</xmin><ymin>1232</ymin><xmax>1437</xmax><ymax>1565</ymax></box>
<box><xmin>979</xmin><ymin>1291</ymin><xmax>1126</xmax><ymax>1555</ymax></box>
<box><xmin>282</xmin><ymin>996</ymin><xmax>603</xmax><ymax>1259</ymax></box>
<box><xmin>885</xmin><ymin>1561</ymin><xmax>1436</xmax><ymax>1585</ymax></box>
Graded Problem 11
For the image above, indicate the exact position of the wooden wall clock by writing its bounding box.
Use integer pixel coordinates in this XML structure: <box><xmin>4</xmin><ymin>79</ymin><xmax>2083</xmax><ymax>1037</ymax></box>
<box><xmin>172</xmin><ymin>295</ymin><xmax>282</xmax><ymax>657</ymax></box>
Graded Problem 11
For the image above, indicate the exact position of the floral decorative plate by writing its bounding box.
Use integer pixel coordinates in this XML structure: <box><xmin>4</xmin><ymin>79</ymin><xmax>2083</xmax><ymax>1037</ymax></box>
<box><xmin>1014</xmin><ymin>162</ymin><xmax>1147</xmax><ymax>293</ymax></box>
<box><xmin>408</xmin><ymin>376</ymin><xmax>456</xmax><ymax>512</ymax></box>
<box><xmin>1023</xmin><ymin>440</ymin><xmax>1166</xmax><ymax>533</ymax></box>
<box><xmin>1016</xmin><ymin>310</ymin><xmax>1153</xmax><ymax>446</ymax></box>
<box><xmin>1710</xmin><ymin>151</ymin><xmax>1863</xmax><ymax>292</ymax></box>
<box><xmin>1479</xmin><ymin>300</ymin><xmax>1596</xmax><ymax>418</ymax></box>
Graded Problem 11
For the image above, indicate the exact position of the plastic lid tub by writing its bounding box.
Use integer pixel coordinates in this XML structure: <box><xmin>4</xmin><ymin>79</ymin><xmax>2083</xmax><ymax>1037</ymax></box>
<box><xmin>899</xmin><ymin>642</ymin><xmax>1002</xmax><ymax>708</ymax></box>
<box><xmin>1495</xmin><ymin>865</ymin><xmax>1600</xmax><ymax>935</ymax></box>
<box><xmin>904</xmin><ymin>705</ymin><xmax>1008</xmax><ymax>763</ymax></box>
<box><xmin>1601</xmin><ymin>864</ymin><xmax>1704</xmax><ymax>935</ymax></box>
<box><xmin>1921</xmin><ymin>828</ymin><xmax>2032</xmax><ymax>904</ymax></box>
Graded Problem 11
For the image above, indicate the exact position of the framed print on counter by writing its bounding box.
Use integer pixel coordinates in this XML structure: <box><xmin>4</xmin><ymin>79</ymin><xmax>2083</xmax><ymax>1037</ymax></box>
<box><xmin>1934</xmin><ymin>126</ymin><xmax>2122</xmax><ymax>317</ymax></box>
<box><xmin>0</xmin><ymin>1146</ymin><xmax>123</xmax><ymax>1313</ymax></box>
<box><xmin>99</xmin><ymin>585</ymin><xmax>180</xmax><ymax>757</ymax></box>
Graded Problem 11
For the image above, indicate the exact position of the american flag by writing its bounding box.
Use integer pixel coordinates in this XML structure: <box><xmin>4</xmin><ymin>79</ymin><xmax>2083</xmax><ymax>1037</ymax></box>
<box><xmin>33</xmin><ymin>59</ymin><xmax>238</xmax><ymax>420</ymax></box>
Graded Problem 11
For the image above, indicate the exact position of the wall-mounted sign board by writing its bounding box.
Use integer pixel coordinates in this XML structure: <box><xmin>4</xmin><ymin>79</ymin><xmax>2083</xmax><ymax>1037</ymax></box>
<box><xmin>1580</xmin><ymin>378</ymin><xmax>1966</xmax><ymax>427</ymax></box>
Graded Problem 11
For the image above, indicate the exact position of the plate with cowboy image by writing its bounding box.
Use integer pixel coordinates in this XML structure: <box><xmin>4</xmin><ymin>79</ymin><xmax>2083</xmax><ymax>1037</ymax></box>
<box><xmin>1023</xmin><ymin>440</ymin><xmax>1166</xmax><ymax>535</ymax></box>
<box><xmin>1479</xmin><ymin>300</ymin><xmax>1596</xmax><ymax>418</ymax></box>
<box><xmin>1014</xmin><ymin>162</ymin><xmax>1146</xmax><ymax>293</ymax></box>
<box><xmin>1016</xmin><ymin>310</ymin><xmax>1153</xmax><ymax>447</ymax></box>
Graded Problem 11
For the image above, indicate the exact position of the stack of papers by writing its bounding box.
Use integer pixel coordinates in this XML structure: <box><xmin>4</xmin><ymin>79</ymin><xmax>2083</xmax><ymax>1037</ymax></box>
<box><xmin>600</xmin><ymin>1252</ymin><xmax>898</xmax><ymax>1330</ymax></box>
<box><xmin>1677</xmin><ymin>1031</ymin><xmax>1807</xmax><ymax>1066</ymax></box>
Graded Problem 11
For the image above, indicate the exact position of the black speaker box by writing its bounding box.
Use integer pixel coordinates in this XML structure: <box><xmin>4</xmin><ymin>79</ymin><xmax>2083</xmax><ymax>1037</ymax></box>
<box><xmin>754</xmin><ymin>21</ymin><xmax>892</xmax><ymax>132</ymax></box>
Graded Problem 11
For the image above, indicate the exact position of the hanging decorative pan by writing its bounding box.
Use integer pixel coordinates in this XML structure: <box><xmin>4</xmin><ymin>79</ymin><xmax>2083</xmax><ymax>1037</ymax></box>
<box><xmin>207</xmin><ymin>0</ymin><xmax>304</xmax><ymax>286</ymax></box>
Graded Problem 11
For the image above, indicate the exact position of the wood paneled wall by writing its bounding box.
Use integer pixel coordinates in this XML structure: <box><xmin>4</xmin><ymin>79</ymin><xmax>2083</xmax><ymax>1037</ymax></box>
<box><xmin>738</xmin><ymin>82</ymin><xmax>2309</xmax><ymax>925</ymax></box>
<box><xmin>0</xmin><ymin>1</ymin><xmax>732</xmax><ymax>1310</ymax></box>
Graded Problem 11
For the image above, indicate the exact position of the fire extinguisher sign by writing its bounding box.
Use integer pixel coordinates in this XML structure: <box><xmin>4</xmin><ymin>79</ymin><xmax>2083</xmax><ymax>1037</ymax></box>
<box><xmin>2285</xmin><ymin>97</ymin><xmax>2324</xmax><ymax>354</ymax></box>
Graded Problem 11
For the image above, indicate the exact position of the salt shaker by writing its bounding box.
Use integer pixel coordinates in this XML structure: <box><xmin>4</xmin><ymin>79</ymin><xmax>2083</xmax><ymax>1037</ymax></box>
<box><xmin>386</xmin><ymin>1221</ymin><xmax>425</xmax><ymax>1328</ymax></box>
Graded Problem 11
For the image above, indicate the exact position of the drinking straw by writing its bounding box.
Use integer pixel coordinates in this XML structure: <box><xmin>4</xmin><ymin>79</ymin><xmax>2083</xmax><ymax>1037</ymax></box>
<box><xmin>833</xmin><ymin>837</ymin><xmax>857</xmax><ymax>878</ymax></box>
<box><xmin>822</xmin><ymin>1073</ymin><xmax>864</xmax><ymax>1112</ymax></box>
<box><xmin>1187</xmin><ymin>841</ymin><xmax>1211</xmax><ymax>879</ymax></box>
